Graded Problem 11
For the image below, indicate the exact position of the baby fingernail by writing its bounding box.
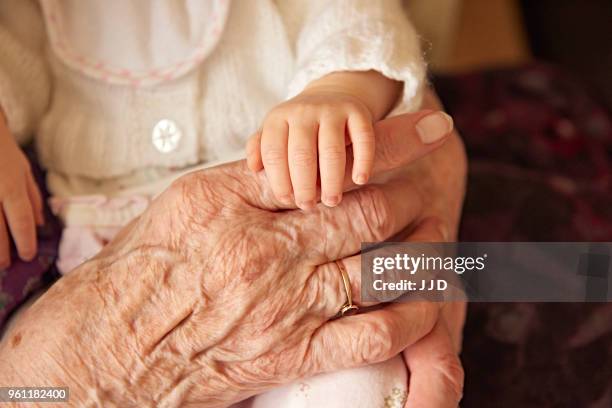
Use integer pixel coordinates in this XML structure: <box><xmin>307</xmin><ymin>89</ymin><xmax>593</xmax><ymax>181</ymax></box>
<box><xmin>298</xmin><ymin>200</ymin><xmax>316</xmax><ymax>210</ymax></box>
<box><xmin>416</xmin><ymin>112</ymin><xmax>453</xmax><ymax>144</ymax></box>
<box><xmin>324</xmin><ymin>195</ymin><xmax>341</xmax><ymax>207</ymax></box>
<box><xmin>355</xmin><ymin>174</ymin><xmax>368</xmax><ymax>185</ymax></box>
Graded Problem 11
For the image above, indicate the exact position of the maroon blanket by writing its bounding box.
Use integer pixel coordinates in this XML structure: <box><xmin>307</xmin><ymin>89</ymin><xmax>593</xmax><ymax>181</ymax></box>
<box><xmin>435</xmin><ymin>64</ymin><xmax>612</xmax><ymax>407</ymax></box>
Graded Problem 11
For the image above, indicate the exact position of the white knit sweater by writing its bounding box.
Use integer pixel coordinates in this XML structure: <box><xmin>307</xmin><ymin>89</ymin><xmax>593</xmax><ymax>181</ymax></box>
<box><xmin>0</xmin><ymin>0</ymin><xmax>425</xmax><ymax>198</ymax></box>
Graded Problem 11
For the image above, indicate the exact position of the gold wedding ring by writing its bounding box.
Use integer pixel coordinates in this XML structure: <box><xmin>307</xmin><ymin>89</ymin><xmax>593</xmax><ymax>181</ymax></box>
<box><xmin>336</xmin><ymin>260</ymin><xmax>359</xmax><ymax>317</ymax></box>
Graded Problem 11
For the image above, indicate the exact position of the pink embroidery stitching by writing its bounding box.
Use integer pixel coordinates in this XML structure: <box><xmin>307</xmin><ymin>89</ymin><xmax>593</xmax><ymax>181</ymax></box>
<box><xmin>41</xmin><ymin>0</ymin><xmax>230</xmax><ymax>86</ymax></box>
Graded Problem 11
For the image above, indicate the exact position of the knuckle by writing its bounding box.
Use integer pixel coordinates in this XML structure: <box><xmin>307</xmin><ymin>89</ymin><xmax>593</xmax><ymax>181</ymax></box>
<box><xmin>353</xmin><ymin>187</ymin><xmax>392</xmax><ymax>240</ymax></box>
<box><xmin>290</xmin><ymin>116</ymin><xmax>318</xmax><ymax>130</ymax></box>
<box><xmin>354</xmin><ymin>154</ymin><xmax>375</xmax><ymax>170</ymax></box>
<box><xmin>351</xmin><ymin>124</ymin><xmax>375</xmax><ymax>140</ymax></box>
<box><xmin>167</xmin><ymin>171</ymin><xmax>222</xmax><ymax>225</ymax></box>
<box><xmin>308</xmin><ymin>266</ymin><xmax>343</xmax><ymax>315</ymax></box>
<box><xmin>294</xmin><ymin>187</ymin><xmax>317</xmax><ymax>202</ymax></box>
<box><xmin>262</xmin><ymin>148</ymin><xmax>287</xmax><ymax>167</ymax></box>
<box><xmin>377</xmin><ymin>143</ymin><xmax>402</xmax><ymax>168</ymax></box>
<box><xmin>405</xmin><ymin>302</ymin><xmax>439</xmax><ymax>341</ymax></box>
<box><xmin>357</xmin><ymin>320</ymin><xmax>396</xmax><ymax>363</ymax></box>
<box><xmin>172</xmin><ymin>171</ymin><xmax>205</xmax><ymax>195</ymax></box>
<box><xmin>319</xmin><ymin>101</ymin><xmax>338</xmax><ymax>113</ymax></box>
<box><xmin>296</xmin><ymin>189</ymin><xmax>317</xmax><ymax>199</ymax></box>
<box><xmin>288</xmin><ymin>103</ymin><xmax>317</xmax><ymax>120</ymax></box>
<box><xmin>434</xmin><ymin>352</ymin><xmax>465</xmax><ymax>400</ymax></box>
<box><xmin>375</xmin><ymin>126</ymin><xmax>403</xmax><ymax>167</ymax></box>
<box><xmin>348</xmin><ymin>98</ymin><xmax>370</xmax><ymax>113</ymax></box>
<box><xmin>416</xmin><ymin>302</ymin><xmax>439</xmax><ymax>332</ymax></box>
<box><xmin>353</xmin><ymin>137</ymin><xmax>375</xmax><ymax>155</ymax></box>
<box><xmin>338</xmin><ymin>100</ymin><xmax>356</xmax><ymax>112</ymax></box>
<box><xmin>264</xmin><ymin>107</ymin><xmax>286</xmax><ymax>122</ymax></box>
<box><xmin>319</xmin><ymin>144</ymin><xmax>345</xmax><ymax>163</ymax></box>
<box><xmin>289</xmin><ymin>148</ymin><xmax>316</xmax><ymax>169</ymax></box>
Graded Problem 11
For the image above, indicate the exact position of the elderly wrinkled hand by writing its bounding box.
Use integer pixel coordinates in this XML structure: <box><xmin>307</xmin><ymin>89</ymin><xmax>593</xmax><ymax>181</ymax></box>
<box><xmin>0</xmin><ymin>110</ymin><xmax>464</xmax><ymax>407</ymax></box>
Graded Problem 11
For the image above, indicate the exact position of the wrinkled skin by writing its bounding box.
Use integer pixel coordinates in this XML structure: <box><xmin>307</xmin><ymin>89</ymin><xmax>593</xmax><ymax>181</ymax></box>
<box><xmin>0</xmin><ymin>91</ymin><xmax>467</xmax><ymax>408</ymax></box>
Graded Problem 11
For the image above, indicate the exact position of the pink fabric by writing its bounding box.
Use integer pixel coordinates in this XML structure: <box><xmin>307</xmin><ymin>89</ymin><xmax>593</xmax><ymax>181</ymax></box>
<box><xmin>50</xmin><ymin>195</ymin><xmax>150</xmax><ymax>274</ymax></box>
<box><xmin>40</xmin><ymin>0</ymin><xmax>231</xmax><ymax>87</ymax></box>
<box><xmin>56</xmin><ymin>225</ymin><xmax>122</xmax><ymax>274</ymax></box>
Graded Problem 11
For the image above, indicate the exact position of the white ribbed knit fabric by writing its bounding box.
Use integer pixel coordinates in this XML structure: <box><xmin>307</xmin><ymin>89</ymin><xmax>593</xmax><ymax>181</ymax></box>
<box><xmin>0</xmin><ymin>0</ymin><xmax>426</xmax><ymax>198</ymax></box>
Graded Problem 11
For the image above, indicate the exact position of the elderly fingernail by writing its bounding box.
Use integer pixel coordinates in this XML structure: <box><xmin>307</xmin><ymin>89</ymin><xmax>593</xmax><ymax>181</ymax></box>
<box><xmin>416</xmin><ymin>112</ymin><xmax>453</xmax><ymax>144</ymax></box>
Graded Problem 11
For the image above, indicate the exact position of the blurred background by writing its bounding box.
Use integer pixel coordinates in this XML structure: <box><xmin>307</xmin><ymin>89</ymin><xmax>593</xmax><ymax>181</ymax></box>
<box><xmin>405</xmin><ymin>1</ymin><xmax>612</xmax><ymax>407</ymax></box>
<box><xmin>408</xmin><ymin>0</ymin><xmax>612</xmax><ymax>109</ymax></box>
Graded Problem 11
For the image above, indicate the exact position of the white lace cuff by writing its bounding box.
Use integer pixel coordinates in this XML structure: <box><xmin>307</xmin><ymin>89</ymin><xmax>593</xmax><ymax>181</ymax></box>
<box><xmin>287</xmin><ymin>18</ymin><xmax>426</xmax><ymax>116</ymax></box>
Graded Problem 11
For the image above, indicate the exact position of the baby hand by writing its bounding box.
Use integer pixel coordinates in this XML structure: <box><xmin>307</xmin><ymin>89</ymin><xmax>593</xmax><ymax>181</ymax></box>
<box><xmin>0</xmin><ymin>124</ymin><xmax>44</xmax><ymax>268</ymax></box>
<box><xmin>247</xmin><ymin>90</ymin><xmax>375</xmax><ymax>210</ymax></box>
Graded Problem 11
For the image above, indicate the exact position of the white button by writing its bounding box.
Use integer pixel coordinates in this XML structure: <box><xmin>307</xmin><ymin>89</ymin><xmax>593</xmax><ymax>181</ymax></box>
<box><xmin>152</xmin><ymin>119</ymin><xmax>182</xmax><ymax>153</ymax></box>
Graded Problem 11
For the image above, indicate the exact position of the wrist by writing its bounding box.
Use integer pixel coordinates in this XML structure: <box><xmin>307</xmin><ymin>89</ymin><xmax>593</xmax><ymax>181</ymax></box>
<box><xmin>302</xmin><ymin>70</ymin><xmax>401</xmax><ymax>120</ymax></box>
<box><xmin>299</xmin><ymin>84</ymin><xmax>375</xmax><ymax>116</ymax></box>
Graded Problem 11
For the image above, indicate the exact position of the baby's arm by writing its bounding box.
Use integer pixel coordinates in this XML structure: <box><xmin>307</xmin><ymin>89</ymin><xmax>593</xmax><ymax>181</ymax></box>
<box><xmin>0</xmin><ymin>0</ymin><xmax>50</xmax><ymax>266</ymax></box>
<box><xmin>247</xmin><ymin>70</ymin><xmax>401</xmax><ymax>210</ymax></box>
<box><xmin>305</xmin><ymin>70</ymin><xmax>403</xmax><ymax>121</ymax></box>
<box><xmin>0</xmin><ymin>113</ymin><xmax>44</xmax><ymax>267</ymax></box>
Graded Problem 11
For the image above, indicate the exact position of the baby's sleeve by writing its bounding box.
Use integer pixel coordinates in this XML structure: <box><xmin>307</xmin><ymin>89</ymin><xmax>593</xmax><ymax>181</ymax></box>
<box><xmin>277</xmin><ymin>0</ymin><xmax>427</xmax><ymax>114</ymax></box>
<box><xmin>0</xmin><ymin>0</ymin><xmax>50</xmax><ymax>145</ymax></box>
